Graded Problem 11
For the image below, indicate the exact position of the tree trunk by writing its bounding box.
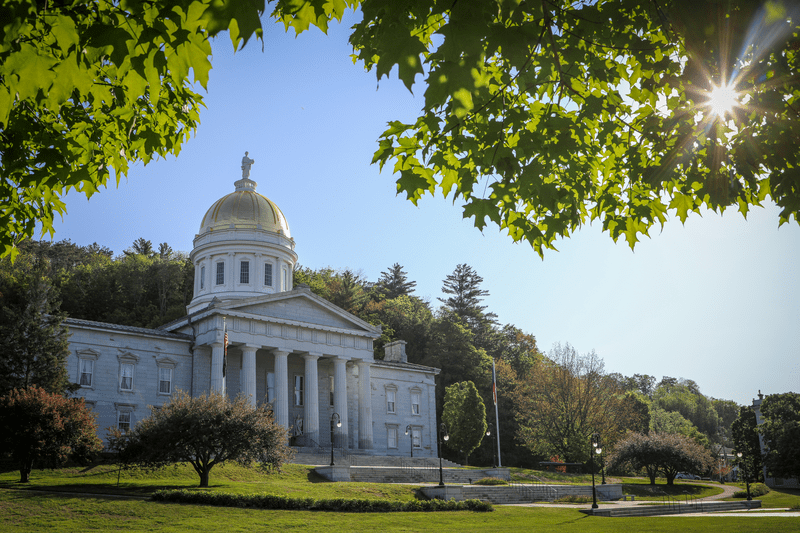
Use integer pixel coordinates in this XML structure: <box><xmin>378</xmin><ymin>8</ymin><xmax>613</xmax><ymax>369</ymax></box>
<box><xmin>198</xmin><ymin>469</ymin><xmax>210</xmax><ymax>487</ymax></box>
<box><xmin>19</xmin><ymin>461</ymin><xmax>32</xmax><ymax>483</ymax></box>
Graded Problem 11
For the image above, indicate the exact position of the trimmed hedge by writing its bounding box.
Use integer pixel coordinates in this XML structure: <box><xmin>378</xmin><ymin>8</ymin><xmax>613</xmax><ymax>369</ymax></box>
<box><xmin>151</xmin><ymin>490</ymin><xmax>493</xmax><ymax>512</ymax></box>
<box><xmin>473</xmin><ymin>477</ymin><xmax>508</xmax><ymax>486</ymax></box>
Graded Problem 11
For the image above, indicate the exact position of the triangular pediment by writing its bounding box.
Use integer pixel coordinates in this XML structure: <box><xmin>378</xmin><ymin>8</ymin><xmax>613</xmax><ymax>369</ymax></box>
<box><xmin>220</xmin><ymin>290</ymin><xmax>379</xmax><ymax>335</ymax></box>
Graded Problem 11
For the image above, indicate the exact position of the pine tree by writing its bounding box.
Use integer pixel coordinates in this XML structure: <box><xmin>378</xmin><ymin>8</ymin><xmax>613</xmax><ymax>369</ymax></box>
<box><xmin>438</xmin><ymin>264</ymin><xmax>497</xmax><ymax>329</ymax></box>
<box><xmin>376</xmin><ymin>263</ymin><xmax>417</xmax><ymax>299</ymax></box>
<box><xmin>0</xmin><ymin>255</ymin><xmax>75</xmax><ymax>395</ymax></box>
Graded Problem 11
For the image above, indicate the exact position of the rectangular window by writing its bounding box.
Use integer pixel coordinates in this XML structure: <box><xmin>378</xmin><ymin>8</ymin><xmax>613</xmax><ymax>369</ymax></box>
<box><xmin>159</xmin><ymin>367</ymin><xmax>172</xmax><ymax>394</ymax></box>
<box><xmin>387</xmin><ymin>389</ymin><xmax>396</xmax><ymax>413</ymax></box>
<box><xmin>267</xmin><ymin>372</ymin><xmax>275</xmax><ymax>404</ymax></box>
<box><xmin>120</xmin><ymin>363</ymin><xmax>134</xmax><ymax>391</ymax></box>
<box><xmin>118</xmin><ymin>411</ymin><xmax>131</xmax><ymax>433</ymax></box>
<box><xmin>216</xmin><ymin>262</ymin><xmax>224</xmax><ymax>285</ymax></box>
<box><xmin>294</xmin><ymin>375</ymin><xmax>304</xmax><ymax>406</ymax></box>
<box><xmin>411</xmin><ymin>391</ymin><xmax>421</xmax><ymax>415</ymax></box>
<box><xmin>388</xmin><ymin>427</ymin><xmax>398</xmax><ymax>449</ymax></box>
<box><xmin>412</xmin><ymin>428</ymin><xmax>421</xmax><ymax>448</ymax></box>
<box><xmin>200</xmin><ymin>265</ymin><xmax>205</xmax><ymax>289</ymax></box>
<box><xmin>264</xmin><ymin>263</ymin><xmax>273</xmax><ymax>286</ymax></box>
<box><xmin>240</xmin><ymin>261</ymin><xmax>249</xmax><ymax>284</ymax></box>
<box><xmin>79</xmin><ymin>359</ymin><xmax>93</xmax><ymax>387</ymax></box>
<box><xmin>330</xmin><ymin>375</ymin><xmax>335</xmax><ymax>406</ymax></box>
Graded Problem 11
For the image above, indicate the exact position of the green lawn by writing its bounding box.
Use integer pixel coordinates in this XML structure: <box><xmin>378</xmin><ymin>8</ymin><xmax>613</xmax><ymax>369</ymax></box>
<box><xmin>2</xmin><ymin>463</ymin><xmax>799</xmax><ymax>532</ymax></box>
<box><xmin>723</xmin><ymin>484</ymin><xmax>800</xmax><ymax>509</ymax></box>
<box><xmin>2</xmin><ymin>490</ymin><xmax>799</xmax><ymax>533</ymax></box>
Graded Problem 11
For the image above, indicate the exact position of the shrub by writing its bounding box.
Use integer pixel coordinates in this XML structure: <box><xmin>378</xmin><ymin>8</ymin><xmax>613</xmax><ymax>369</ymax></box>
<box><xmin>732</xmin><ymin>483</ymin><xmax>770</xmax><ymax>498</ymax></box>
<box><xmin>474</xmin><ymin>477</ymin><xmax>508</xmax><ymax>486</ymax></box>
<box><xmin>151</xmin><ymin>490</ymin><xmax>493</xmax><ymax>512</ymax></box>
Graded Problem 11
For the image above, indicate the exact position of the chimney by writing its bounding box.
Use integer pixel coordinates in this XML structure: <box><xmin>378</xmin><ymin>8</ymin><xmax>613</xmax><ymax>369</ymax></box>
<box><xmin>384</xmin><ymin>340</ymin><xmax>407</xmax><ymax>363</ymax></box>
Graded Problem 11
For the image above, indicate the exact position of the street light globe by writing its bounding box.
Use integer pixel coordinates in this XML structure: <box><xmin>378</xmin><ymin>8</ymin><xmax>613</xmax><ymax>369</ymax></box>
<box><xmin>444</xmin><ymin>435</ymin><xmax>449</xmax><ymax>441</ymax></box>
<box><xmin>737</xmin><ymin>451</ymin><xmax>743</xmax><ymax>458</ymax></box>
<box><xmin>595</xmin><ymin>447</ymin><xmax>602</xmax><ymax>455</ymax></box>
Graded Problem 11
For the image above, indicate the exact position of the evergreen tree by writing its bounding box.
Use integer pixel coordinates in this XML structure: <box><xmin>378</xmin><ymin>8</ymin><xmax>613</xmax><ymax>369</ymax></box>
<box><xmin>376</xmin><ymin>263</ymin><xmax>416</xmax><ymax>299</ymax></box>
<box><xmin>0</xmin><ymin>255</ymin><xmax>75</xmax><ymax>396</ymax></box>
<box><xmin>438</xmin><ymin>264</ymin><xmax>497</xmax><ymax>333</ymax></box>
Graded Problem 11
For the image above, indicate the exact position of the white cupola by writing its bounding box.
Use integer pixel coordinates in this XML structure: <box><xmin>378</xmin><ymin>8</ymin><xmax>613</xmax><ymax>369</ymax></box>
<box><xmin>186</xmin><ymin>153</ymin><xmax>297</xmax><ymax>314</ymax></box>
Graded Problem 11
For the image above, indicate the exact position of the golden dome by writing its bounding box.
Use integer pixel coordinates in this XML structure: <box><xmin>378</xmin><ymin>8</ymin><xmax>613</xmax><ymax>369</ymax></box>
<box><xmin>199</xmin><ymin>178</ymin><xmax>290</xmax><ymax>237</ymax></box>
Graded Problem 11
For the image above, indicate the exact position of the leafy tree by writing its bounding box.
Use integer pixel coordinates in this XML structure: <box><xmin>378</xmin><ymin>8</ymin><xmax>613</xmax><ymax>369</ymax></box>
<box><xmin>608</xmin><ymin>432</ymin><xmax>714</xmax><ymax>485</ymax></box>
<box><xmin>0</xmin><ymin>386</ymin><xmax>103</xmax><ymax>482</ymax></box>
<box><xmin>731</xmin><ymin>406</ymin><xmax>763</xmax><ymax>483</ymax></box>
<box><xmin>649</xmin><ymin>407</ymin><xmax>709</xmax><ymax>448</ymax></box>
<box><xmin>362</xmin><ymin>0</ymin><xmax>800</xmax><ymax>256</ymax></box>
<box><xmin>109</xmin><ymin>391</ymin><xmax>292</xmax><ymax>487</ymax></box>
<box><xmin>712</xmin><ymin>398</ymin><xmax>742</xmax><ymax>445</ymax></box>
<box><xmin>0</xmin><ymin>0</ymin><xmax>356</xmax><ymax>259</ymax></box>
<box><xmin>0</xmin><ymin>255</ymin><xmax>75</xmax><ymax>395</ymax></box>
<box><xmin>442</xmin><ymin>381</ymin><xmax>487</xmax><ymax>465</ymax></box>
<box><xmin>652</xmin><ymin>377</ymin><xmax>721</xmax><ymax>441</ymax></box>
<box><xmin>375</xmin><ymin>263</ymin><xmax>416</xmax><ymax>299</ymax></box>
<box><xmin>759</xmin><ymin>392</ymin><xmax>800</xmax><ymax>479</ymax></box>
<box><xmin>363</xmin><ymin>294</ymin><xmax>432</xmax><ymax>362</ymax></box>
<box><xmin>510</xmin><ymin>342</ymin><xmax>633</xmax><ymax>462</ymax></box>
<box><xmin>125</xmin><ymin>238</ymin><xmax>155</xmax><ymax>258</ymax></box>
<box><xmin>327</xmin><ymin>269</ymin><xmax>369</xmax><ymax>315</ymax></box>
<box><xmin>620</xmin><ymin>392</ymin><xmax>651</xmax><ymax>435</ymax></box>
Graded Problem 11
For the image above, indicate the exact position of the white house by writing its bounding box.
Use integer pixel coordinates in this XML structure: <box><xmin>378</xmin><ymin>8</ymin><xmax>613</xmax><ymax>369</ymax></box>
<box><xmin>66</xmin><ymin>157</ymin><xmax>440</xmax><ymax>458</ymax></box>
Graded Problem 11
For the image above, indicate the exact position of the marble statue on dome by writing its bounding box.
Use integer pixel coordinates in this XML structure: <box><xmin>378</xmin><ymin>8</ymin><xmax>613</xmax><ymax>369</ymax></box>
<box><xmin>241</xmin><ymin>151</ymin><xmax>255</xmax><ymax>178</ymax></box>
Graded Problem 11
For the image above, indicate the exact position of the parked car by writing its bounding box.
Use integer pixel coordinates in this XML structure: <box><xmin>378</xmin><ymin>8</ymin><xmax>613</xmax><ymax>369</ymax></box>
<box><xmin>675</xmin><ymin>472</ymin><xmax>700</xmax><ymax>480</ymax></box>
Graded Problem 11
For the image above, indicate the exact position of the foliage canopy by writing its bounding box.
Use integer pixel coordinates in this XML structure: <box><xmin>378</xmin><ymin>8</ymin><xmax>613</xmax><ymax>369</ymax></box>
<box><xmin>608</xmin><ymin>431</ymin><xmax>714</xmax><ymax>485</ymax></box>
<box><xmin>109</xmin><ymin>391</ymin><xmax>292</xmax><ymax>487</ymax></box>
<box><xmin>361</xmin><ymin>0</ymin><xmax>800</xmax><ymax>255</ymax></box>
<box><xmin>442</xmin><ymin>380</ymin><xmax>488</xmax><ymax>465</ymax></box>
<box><xmin>759</xmin><ymin>392</ymin><xmax>800</xmax><ymax>479</ymax></box>
<box><xmin>0</xmin><ymin>386</ymin><xmax>102</xmax><ymax>482</ymax></box>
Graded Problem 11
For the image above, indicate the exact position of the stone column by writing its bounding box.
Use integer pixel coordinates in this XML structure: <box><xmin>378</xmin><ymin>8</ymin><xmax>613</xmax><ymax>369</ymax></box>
<box><xmin>273</xmin><ymin>350</ymin><xmax>290</xmax><ymax>429</ymax></box>
<box><xmin>357</xmin><ymin>360</ymin><xmax>373</xmax><ymax>450</ymax></box>
<box><xmin>241</xmin><ymin>344</ymin><xmax>258</xmax><ymax>407</ymax></box>
<box><xmin>227</xmin><ymin>252</ymin><xmax>235</xmax><ymax>290</ymax></box>
<box><xmin>210</xmin><ymin>342</ymin><xmax>224</xmax><ymax>393</ymax></box>
<box><xmin>332</xmin><ymin>357</ymin><xmax>349</xmax><ymax>448</ymax></box>
<box><xmin>303</xmin><ymin>353</ymin><xmax>320</xmax><ymax>446</ymax></box>
<box><xmin>275</xmin><ymin>257</ymin><xmax>283</xmax><ymax>290</ymax></box>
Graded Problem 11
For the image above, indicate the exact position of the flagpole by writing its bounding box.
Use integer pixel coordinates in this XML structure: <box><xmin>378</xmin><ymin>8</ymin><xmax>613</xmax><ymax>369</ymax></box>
<box><xmin>492</xmin><ymin>358</ymin><xmax>502</xmax><ymax>468</ymax></box>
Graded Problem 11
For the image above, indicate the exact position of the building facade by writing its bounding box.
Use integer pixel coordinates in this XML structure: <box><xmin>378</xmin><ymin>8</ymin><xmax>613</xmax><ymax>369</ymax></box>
<box><xmin>66</xmin><ymin>159</ymin><xmax>440</xmax><ymax>457</ymax></box>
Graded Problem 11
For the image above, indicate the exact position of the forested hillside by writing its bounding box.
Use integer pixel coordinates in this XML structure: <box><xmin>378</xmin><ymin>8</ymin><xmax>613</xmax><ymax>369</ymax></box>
<box><xmin>7</xmin><ymin>240</ymin><xmax>743</xmax><ymax>468</ymax></box>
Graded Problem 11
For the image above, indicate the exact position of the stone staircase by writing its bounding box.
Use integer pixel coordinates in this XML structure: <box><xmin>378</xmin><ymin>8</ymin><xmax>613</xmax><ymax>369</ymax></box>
<box><xmin>585</xmin><ymin>500</ymin><xmax>761</xmax><ymax>517</ymax></box>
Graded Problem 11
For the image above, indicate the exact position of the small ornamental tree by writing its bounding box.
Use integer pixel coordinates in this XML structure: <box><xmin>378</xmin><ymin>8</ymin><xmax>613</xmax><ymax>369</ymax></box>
<box><xmin>731</xmin><ymin>405</ymin><xmax>764</xmax><ymax>483</ymax></box>
<box><xmin>608</xmin><ymin>432</ymin><xmax>714</xmax><ymax>485</ymax></box>
<box><xmin>0</xmin><ymin>386</ymin><xmax>103</xmax><ymax>482</ymax></box>
<box><xmin>109</xmin><ymin>391</ymin><xmax>292</xmax><ymax>487</ymax></box>
<box><xmin>442</xmin><ymin>381</ymin><xmax>487</xmax><ymax>465</ymax></box>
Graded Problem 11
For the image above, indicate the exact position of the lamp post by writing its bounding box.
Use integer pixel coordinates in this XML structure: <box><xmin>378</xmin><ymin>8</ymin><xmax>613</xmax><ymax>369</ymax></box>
<box><xmin>405</xmin><ymin>425</ymin><xmax>414</xmax><ymax>458</ymax></box>
<box><xmin>330</xmin><ymin>412</ymin><xmax>341</xmax><ymax>467</ymax></box>
<box><xmin>736</xmin><ymin>451</ymin><xmax>752</xmax><ymax>501</ymax></box>
<box><xmin>486</xmin><ymin>428</ymin><xmax>495</xmax><ymax>468</ymax></box>
<box><xmin>590</xmin><ymin>432</ymin><xmax>599</xmax><ymax>510</ymax></box>
<box><xmin>596</xmin><ymin>445</ymin><xmax>606</xmax><ymax>485</ymax></box>
<box><xmin>438</xmin><ymin>422</ymin><xmax>449</xmax><ymax>487</ymax></box>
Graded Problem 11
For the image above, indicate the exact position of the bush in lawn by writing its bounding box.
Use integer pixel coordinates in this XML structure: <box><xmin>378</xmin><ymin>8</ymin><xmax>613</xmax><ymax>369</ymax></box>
<box><xmin>109</xmin><ymin>391</ymin><xmax>292</xmax><ymax>487</ymax></box>
<box><xmin>732</xmin><ymin>483</ymin><xmax>770</xmax><ymax>498</ymax></box>
<box><xmin>474</xmin><ymin>477</ymin><xmax>508</xmax><ymax>485</ymax></box>
<box><xmin>0</xmin><ymin>386</ymin><xmax>102</xmax><ymax>482</ymax></box>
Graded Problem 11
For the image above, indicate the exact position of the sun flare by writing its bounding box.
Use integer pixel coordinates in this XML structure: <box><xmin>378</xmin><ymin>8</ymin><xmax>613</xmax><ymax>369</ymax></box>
<box><xmin>707</xmin><ymin>84</ymin><xmax>739</xmax><ymax>117</ymax></box>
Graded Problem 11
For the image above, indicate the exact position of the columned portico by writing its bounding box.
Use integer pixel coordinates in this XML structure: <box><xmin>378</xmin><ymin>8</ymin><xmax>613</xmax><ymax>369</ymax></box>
<box><xmin>332</xmin><ymin>357</ymin><xmax>349</xmax><ymax>448</ymax></box>
<box><xmin>210</xmin><ymin>342</ymin><xmax>225</xmax><ymax>393</ymax></box>
<box><xmin>241</xmin><ymin>344</ymin><xmax>258</xmax><ymax>406</ymax></box>
<box><xmin>357</xmin><ymin>360</ymin><xmax>373</xmax><ymax>449</ymax></box>
<box><xmin>273</xmin><ymin>350</ymin><xmax>290</xmax><ymax>429</ymax></box>
<box><xmin>303</xmin><ymin>353</ymin><xmax>320</xmax><ymax>445</ymax></box>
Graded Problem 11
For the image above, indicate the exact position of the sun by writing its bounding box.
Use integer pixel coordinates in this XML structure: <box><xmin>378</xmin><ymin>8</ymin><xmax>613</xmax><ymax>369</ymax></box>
<box><xmin>707</xmin><ymin>83</ymin><xmax>739</xmax><ymax>117</ymax></box>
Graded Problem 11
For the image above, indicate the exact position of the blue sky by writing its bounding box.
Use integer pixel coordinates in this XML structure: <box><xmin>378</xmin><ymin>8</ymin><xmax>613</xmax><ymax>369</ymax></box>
<box><xmin>47</xmin><ymin>13</ymin><xmax>799</xmax><ymax>407</ymax></box>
